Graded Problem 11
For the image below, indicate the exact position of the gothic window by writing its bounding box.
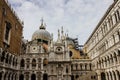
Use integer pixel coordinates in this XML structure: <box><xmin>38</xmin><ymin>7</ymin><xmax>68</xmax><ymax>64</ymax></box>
<box><xmin>112</xmin><ymin>14</ymin><xmax>117</xmax><ymax>25</ymax></box>
<box><xmin>69</xmin><ymin>51</ymin><xmax>73</xmax><ymax>57</ymax></box>
<box><xmin>9</xmin><ymin>55</ymin><xmax>12</xmax><ymax>64</ymax></box>
<box><xmin>71</xmin><ymin>64</ymin><xmax>73</xmax><ymax>70</ymax></box>
<box><xmin>76</xmin><ymin>64</ymin><xmax>78</xmax><ymax>70</ymax></box>
<box><xmin>20</xmin><ymin>59</ymin><xmax>25</xmax><ymax>67</ymax></box>
<box><xmin>4</xmin><ymin>22</ymin><xmax>11</xmax><ymax>44</ymax></box>
<box><xmin>19</xmin><ymin>74</ymin><xmax>24</xmax><ymax>80</ymax></box>
<box><xmin>15</xmin><ymin>59</ymin><xmax>18</xmax><ymax>66</ymax></box>
<box><xmin>118</xmin><ymin>50</ymin><xmax>120</xmax><ymax>56</ymax></box>
<box><xmin>66</xmin><ymin>65</ymin><xmax>68</xmax><ymax>73</ymax></box>
<box><xmin>1</xmin><ymin>51</ymin><xmax>5</xmax><ymax>62</ymax></box>
<box><xmin>31</xmin><ymin>74</ymin><xmax>36</xmax><ymax>80</ymax></box>
<box><xmin>71</xmin><ymin>75</ymin><xmax>74</xmax><ymax>80</ymax></box>
<box><xmin>101</xmin><ymin>72</ymin><xmax>106</xmax><ymax>80</ymax></box>
<box><xmin>26</xmin><ymin>58</ymin><xmax>30</xmax><ymax>68</ymax></box>
<box><xmin>5</xmin><ymin>53</ymin><xmax>9</xmax><ymax>63</ymax></box>
<box><xmin>43</xmin><ymin>58</ymin><xmax>48</xmax><ymax>66</ymax></box>
<box><xmin>32</xmin><ymin>59</ymin><xmax>36</xmax><ymax>67</ymax></box>
<box><xmin>12</xmin><ymin>57</ymin><xmax>15</xmax><ymax>66</ymax></box>
<box><xmin>43</xmin><ymin>73</ymin><xmax>48</xmax><ymax>80</ymax></box>
<box><xmin>90</xmin><ymin>63</ymin><xmax>92</xmax><ymax>70</ymax></box>
<box><xmin>85</xmin><ymin>64</ymin><xmax>87</xmax><ymax>70</ymax></box>
<box><xmin>2</xmin><ymin>8</ymin><xmax>6</xmax><ymax>16</ymax></box>
<box><xmin>117</xmin><ymin>10</ymin><xmax>120</xmax><ymax>20</ymax></box>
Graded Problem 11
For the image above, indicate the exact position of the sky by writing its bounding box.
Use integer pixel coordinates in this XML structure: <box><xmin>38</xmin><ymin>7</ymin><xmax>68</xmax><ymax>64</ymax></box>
<box><xmin>8</xmin><ymin>0</ymin><xmax>113</xmax><ymax>44</ymax></box>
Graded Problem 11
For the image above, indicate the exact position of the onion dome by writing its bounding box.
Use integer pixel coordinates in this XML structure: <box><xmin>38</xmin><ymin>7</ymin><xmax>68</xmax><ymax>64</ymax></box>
<box><xmin>32</xmin><ymin>20</ymin><xmax>51</xmax><ymax>41</ymax></box>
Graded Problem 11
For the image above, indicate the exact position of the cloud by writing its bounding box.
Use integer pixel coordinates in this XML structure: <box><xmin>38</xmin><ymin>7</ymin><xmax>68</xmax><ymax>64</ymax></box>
<box><xmin>8</xmin><ymin>0</ymin><xmax>113</xmax><ymax>44</ymax></box>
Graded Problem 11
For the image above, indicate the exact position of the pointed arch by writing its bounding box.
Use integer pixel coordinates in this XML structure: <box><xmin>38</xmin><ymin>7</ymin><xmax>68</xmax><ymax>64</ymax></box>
<box><xmin>71</xmin><ymin>75</ymin><xmax>74</xmax><ymax>80</ymax></box>
<box><xmin>5</xmin><ymin>53</ymin><xmax>9</xmax><ymax>63</ymax></box>
<box><xmin>101</xmin><ymin>72</ymin><xmax>106</xmax><ymax>80</ymax></box>
<box><xmin>19</xmin><ymin>74</ymin><xmax>24</xmax><ymax>80</ymax></box>
<box><xmin>69</xmin><ymin>51</ymin><xmax>73</xmax><ymax>57</ymax></box>
<box><xmin>31</xmin><ymin>74</ymin><xmax>36</xmax><ymax>80</ymax></box>
<box><xmin>32</xmin><ymin>59</ymin><xmax>36</xmax><ymax>67</ymax></box>
<box><xmin>20</xmin><ymin>59</ymin><xmax>25</xmax><ymax>67</ymax></box>
<box><xmin>43</xmin><ymin>73</ymin><xmax>48</xmax><ymax>80</ymax></box>
<box><xmin>0</xmin><ymin>72</ymin><xmax>2</xmax><ymax>80</ymax></box>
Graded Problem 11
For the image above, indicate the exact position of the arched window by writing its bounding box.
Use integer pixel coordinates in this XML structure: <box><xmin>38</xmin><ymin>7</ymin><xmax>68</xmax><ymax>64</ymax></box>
<box><xmin>109</xmin><ymin>72</ymin><xmax>113</xmax><ymax>80</ymax></box>
<box><xmin>80</xmin><ymin>64</ymin><xmax>82</xmax><ymax>70</ymax></box>
<box><xmin>19</xmin><ymin>74</ymin><xmax>24</xmax><ymax>80</ymax></box>
<box><xmin>85</xmin><ymin>64</ymin><xmax>87</xmax><ymax>70</ymax></box>
<box><xmin>15</xmin><ymin>59</ymin><xmax>18</xmax><ymax>66</ymax></box>
<box><xmin>12</xmin><ymin>57</ymin><xmax>15</xmax><ymax>66</ymax></box>
<box><xmin>71</xmin><ymin>64</ymin><xmax>73</xmax><ymax>70</ymax></box>
<box><xmin>9</xmin><ymin>55</ymin><xmax>12</xmax><ymax>64</ymax></box>
<box><xmin>66</xmin><ymin>65</ymin><xmax>68</xmax><ymax>73</ymax></box>
<box><xmin>118</xmin><ymin>50</ymin><xmax>120</xmax><ymax>56</ymax></box>
<box><xmin>11</xmin><ymin>74</ymin><xmax>14</xmax><ymax>80</ymax></box>
<box><xmin>69</xmin><ymin>51</ymin><xmax>73</xmax><ymax>57</ymax></box>
<box><xmin>0</xmin><ymin>72</ymin><xmax>2</xmax><ymax>80</ymax></box>
<box><xmin>76</xmin><ymin>64</ymin><xmax>78</xmax><ymax>70</ymax></box>
<box><xmin>71</xmin><ymin>75</ymin><xmax>74</xmax><ymax>80</ymax></box>
<box><xmin>1</xmin><ymin>51</ymin><xmax>5</xmax><ymax>62</ymax></box>
<box><xmin>110</xmin><ymin>54</ymin><xmax>113</xmax><ymax>63</ymax></box>
<box><xmin>20</xmin><ymin>59</ymin><xmax>25</xmax><ymax>67</ymax></box>
<box><xmin>101</xmin><ymin>72</ymin><xmax>106</xmax><ymax>80</ymax></box>
<box><xmin>5</xmin><ymin>54</ymin><xmax>9</xmax><ymax>63</ymax></box>
<box><xmin>4</xmin><ymin>72</ymin><xmax>7</xmax><ymax>80</ymax></box>
<box><xmin>116</xmin><ymin>70</ymin><xmax>120</xmax><ymax>80</ymax></box>
<box><xmin>113</xmin><ymin>71</ymin><xmax>117</xmax><ymax>80</ymax></box>
<box><xmin>43</xmin><ymin>73</ymin><xmax>48</xmax><ymax>80</ymax></box>
<box><xmin>114</xmin><ymin>52</ymin><xmax>117</xmax><ymax>62</ymax></box>
<box><xmin>32</xmin><ymin>59</ymin><xmax>36</xmax><ymax>67</ymax></box>
<box><xmin>90</xmin><ymin>63</ymin><xmax>92</xmax><ymax>70</ymax></box>
<box><xmin>76</xmin><ymin>75</ymin><xmax>79</xmax><ymax>79</ymax></box>
<box><xmin>31</xmin><ymin>74</ymin><xmax>36</xmax><ymax>80</ymax></box>
<box><xmin>43</xmin><ymin>58</ymin><xmax>48</xmax><ymax>66</ymax></box>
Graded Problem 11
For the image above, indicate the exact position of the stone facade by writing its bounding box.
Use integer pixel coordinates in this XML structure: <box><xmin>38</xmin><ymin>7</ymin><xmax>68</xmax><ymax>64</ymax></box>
<box><xmin>84</xmin><ymin>0</ymin><xmax>120</xmax><ymax>80</ymax></box>
<box><xmin>0</xmin><ymin>0</ymin><xmax>23</xmax><ymax>80</ymax></box>
<box><xmin>0</xmin><ymin>0</ymin><xmax>120</xmax><ymax>80</ymax></box>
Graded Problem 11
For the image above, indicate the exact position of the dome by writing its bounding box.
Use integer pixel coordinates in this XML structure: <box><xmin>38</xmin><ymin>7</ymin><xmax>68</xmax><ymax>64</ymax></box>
<box><xmin>32</xmin><ymin>29</ymin><xmax>51</xmax><ymax>41</ymax></box>
<box><xmin>32</xmin><ymin>21</ymin><xmax>51</xmax><ymax>41</ymax></box>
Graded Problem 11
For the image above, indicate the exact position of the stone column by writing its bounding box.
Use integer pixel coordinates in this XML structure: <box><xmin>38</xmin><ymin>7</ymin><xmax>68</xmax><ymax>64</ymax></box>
<box><xmin>1</xmin><ymin>72</ymin><xmax>4</xmax><ymax>80</ymax></box>
<box><xmin>115</xmin><ymin>71</ymin><xmax>119</xmax><ymax>80</ymax></box>
<box><xmin>105</xmin><ymin>73</ymin><xmax>109</xmax><ymax>80</ymax></box>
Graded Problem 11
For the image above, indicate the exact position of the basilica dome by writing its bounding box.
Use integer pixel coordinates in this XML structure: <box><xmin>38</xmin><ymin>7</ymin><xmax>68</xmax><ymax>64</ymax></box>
<box><xmin>32</xmin><ymin>22</ymin><xmax>51</xmax><ymax>41</ymax></box>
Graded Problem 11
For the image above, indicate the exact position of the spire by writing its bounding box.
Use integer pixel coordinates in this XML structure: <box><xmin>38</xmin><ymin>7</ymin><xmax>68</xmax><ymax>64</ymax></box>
<box><xmin>61</xmin><ymin>26</ymin><xmax>65</xmax><ymax>40</ymax></box>
<box><xmin>39</xmin><ymin>18</ymin><xmax>46</xmax><ymax>30</ymax></box>
<box><xmin>58</xmin><ymin>29</ymin><xmax>60</xmax><ymax>40</ymax></box>
<box><xmin>61</xmin><ymin>26</ymin><xmax>64</xmax><ymax>35</ymax></box>
<box><xmin>57</xmin><ymin>29</ymin><xmax>61</xmax><ymax>43</ymax></box>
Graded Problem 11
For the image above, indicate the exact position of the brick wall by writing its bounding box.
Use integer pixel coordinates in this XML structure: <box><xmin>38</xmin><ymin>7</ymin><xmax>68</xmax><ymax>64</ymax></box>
<box><xmin>0</xmin><ymin>0</ymin><xmax>23</xmax><ymax>55</ymax></box>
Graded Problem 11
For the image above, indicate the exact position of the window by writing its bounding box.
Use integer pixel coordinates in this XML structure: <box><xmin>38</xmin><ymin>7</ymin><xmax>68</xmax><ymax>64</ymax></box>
<box><xmin>20</xmin><ymin>59</ymin><xmax>25</xmax><ymax>67</ymax></box>
<box><xmin>2</xmin><ymin>8</ymin><xmax>6</xmax><ymax>16</ymax></box>
<box><xmin>32</xmin><ymin>59</ymin><xmax>36</xmax><ymax>67</ymax></box>
<box><xmin>66</xmin><ymin>65</ymin><xmax>68</xmax><ymax>73</ymax></box>
<box><xmin>4</xmin><ymin>22</ymin><xmax>11</xmax><ymax>44</ymax></box>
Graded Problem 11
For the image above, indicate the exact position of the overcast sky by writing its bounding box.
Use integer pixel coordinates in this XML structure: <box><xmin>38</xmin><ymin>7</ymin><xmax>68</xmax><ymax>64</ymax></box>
<box><xmin>8</xmin><ymin>0</ymin><xmax>113</xmax><ymax>44</ymax></box>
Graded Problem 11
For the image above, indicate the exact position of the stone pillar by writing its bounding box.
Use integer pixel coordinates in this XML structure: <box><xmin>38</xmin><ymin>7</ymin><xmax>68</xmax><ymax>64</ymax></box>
<box><xmin>115</xmin><ymin>71</ymin><xmax>119</xmax><ymax>80</ymax></box>
<box><xmin>105</xmin><ymin>73</ymin><xmax>109</xmax><ymax>80</ymax></box>
<box><xmin>1</xmin><ymin>72</ymin><xmax>4</xmax><ymax>80</ymax></box>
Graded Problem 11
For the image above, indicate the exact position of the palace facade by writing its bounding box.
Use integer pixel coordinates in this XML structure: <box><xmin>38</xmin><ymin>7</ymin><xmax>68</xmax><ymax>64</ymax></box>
<box><xmin>0</xmin><ymin>0</ymin><xmax>120</xmax><ymax>80</ymax></box>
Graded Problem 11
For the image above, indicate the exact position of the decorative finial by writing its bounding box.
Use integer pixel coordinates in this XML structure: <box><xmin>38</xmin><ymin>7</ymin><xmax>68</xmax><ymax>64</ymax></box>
<box><xmin>39</xmin><ymin>18</ymin><xmax>46</xmax><ymax>29</ymax></box>
<box><xmin>61</xmin><ymin>26</ymin><xmax>64</xmax><ymax>34</ymax></box>
<box><xmin>58</xmin><ymin>29</ymin><xmax>60</xmax><ymax>39</ymax></box>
